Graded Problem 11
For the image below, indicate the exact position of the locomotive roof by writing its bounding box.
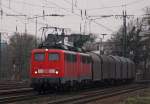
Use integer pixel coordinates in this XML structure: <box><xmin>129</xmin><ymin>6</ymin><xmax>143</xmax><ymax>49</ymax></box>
<box><xmin>32</xmin><ymin>48</ymin><xmax>64</xmax><ymax>53</ymax></box>
<box><xmin>32</xmin><ymin>48</ymin><xmax>90</xmax><ymax>56</ymax></box>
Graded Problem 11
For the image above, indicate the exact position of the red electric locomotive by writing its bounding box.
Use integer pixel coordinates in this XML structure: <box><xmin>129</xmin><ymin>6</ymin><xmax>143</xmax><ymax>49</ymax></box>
<box><xmin>30</xmin><ymin>31</ymin><xmax>135</xmax><ymax>93</ymax></box>
<box><xmin>30</xmin><ymin>48</ymin><xmax>92</xmax><ymax>92</ymax></box>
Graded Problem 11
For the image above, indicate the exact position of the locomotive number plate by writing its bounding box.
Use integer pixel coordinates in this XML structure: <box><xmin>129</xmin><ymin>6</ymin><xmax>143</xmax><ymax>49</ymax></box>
<box><xmin>38</xmin><ymin>69</ymin><xmax>44</xmax><ymax>73</ymax></box>
<box><xmin>49</xmin><ymin>69</ymin><xmax>55</xmax><ymax>73</ymax></box>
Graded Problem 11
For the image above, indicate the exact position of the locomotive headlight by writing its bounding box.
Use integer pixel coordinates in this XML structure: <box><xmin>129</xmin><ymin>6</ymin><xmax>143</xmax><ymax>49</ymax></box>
<box><xmin>34</xmin><ymin>71</ymin><xmax>38</xmax><ymax>74</ymax></box>
<box><xmin>49</xmin><ymin>69</ymin><xmax>59</xmax><ymax>74</ymax></box>
<box><xmin>38</xmin><ymin>69</ymin><xmax>44</xmax><ymax>73</ymax></box>
<box><xmin>55</xmin><ymin>70</ymin><xmax>59</xmax><ymax>74</ymax></box>
<box><xmin>45</xmin><ymin>49</ymin><xmax>48</xmax><ymax>51</ymax></box>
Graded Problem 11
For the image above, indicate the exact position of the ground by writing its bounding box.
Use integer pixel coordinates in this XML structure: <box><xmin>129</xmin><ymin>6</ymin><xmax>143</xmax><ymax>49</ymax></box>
<box><xmin>9</xmin><ymin>84</ymin><xmax>150</xmax><ymax>104</ymax></box>
<box><xmin>88</xmin><ymin>85</ymin><xmax>150</xmax><ymax>104</ymax></box>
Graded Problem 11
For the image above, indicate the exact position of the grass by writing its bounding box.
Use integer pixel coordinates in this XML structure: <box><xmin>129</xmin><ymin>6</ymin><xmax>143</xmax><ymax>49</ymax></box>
<box><xmin>124</xmin><ymin>89</ymin><xmax>150</xmax><ymax>104</ymax></box>
<box><xmin>125</xmin><ymin>97</ymin><xmax>150</xmax><ymax>104</ymax></box>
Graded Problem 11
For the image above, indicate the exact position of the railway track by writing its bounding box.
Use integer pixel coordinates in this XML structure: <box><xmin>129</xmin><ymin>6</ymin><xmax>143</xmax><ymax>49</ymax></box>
<box><xmin>0</xmin><ymin>81</ymin><xmax>34</xmax><ymax>103</ymax></box>
<box><xmin>0</xmin><ymin>88</ymin><xmax>33</xmax><ymax>95</ymax></box>
<box><xmin>0</xmin><ymin>92</ymin><xmax>36</xmax><ymax>103</ymax></box>
<box><xmin>48</xmin><ymin>84</ymin><xmax>148</xmax><ymax>104</ymax></box>
<box><xmin>0</xmin><ymin>85</ymin><xmax>30</xmax><ymax>90</ymax></box>
<box><xmin>0</xmin><ymin>84</ymin><xmax>148</xmax><ymax>104</ymax></box>
<box><xmin>0</xmin><ymin>80</ymin><xmax>30</xmax><ymax>90</ymax></box>
<box><xmin>0</xmin><ymin>88</ymin><xmax>35</xmax><ymax>104</ymax></box>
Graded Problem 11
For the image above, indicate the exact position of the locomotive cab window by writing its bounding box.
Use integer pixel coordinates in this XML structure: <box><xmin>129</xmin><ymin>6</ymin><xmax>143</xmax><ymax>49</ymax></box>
<box><xmin>81</xmin><ymin>56</ymin><xmax>86</xmax><ymax>63</ymax></box>
<box><xmin>65</xmin><ymin>53</ymin><xmax>77</xmax><ymax>62</ymax></box>
<box><xmin>81</xmin><ymin>56</ymin><xmax>91</xmax><ymax>64</ymax></box>
<box><xmin>49</xmin><ymin>53</ymin><xmax>59</xmax><ymax>61</ymax></box>
<box><xmin>34</xmin><ymin>53</ymin><xmax>45</xmax><ymax>61</ymax></box>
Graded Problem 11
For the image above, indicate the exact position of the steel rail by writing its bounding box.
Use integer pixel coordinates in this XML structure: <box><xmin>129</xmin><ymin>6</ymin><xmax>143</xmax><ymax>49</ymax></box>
<box><xmin>48</xmin><ymin>84</ymin><xmax>147</xmax><ymax>104</ymax></box>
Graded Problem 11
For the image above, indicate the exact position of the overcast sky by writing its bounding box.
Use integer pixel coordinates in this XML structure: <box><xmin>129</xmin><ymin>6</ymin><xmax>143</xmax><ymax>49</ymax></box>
<box><xmin>0</xmin><ymin>0</ymin><xmax>150</xmax><ymax>41</ymax></box>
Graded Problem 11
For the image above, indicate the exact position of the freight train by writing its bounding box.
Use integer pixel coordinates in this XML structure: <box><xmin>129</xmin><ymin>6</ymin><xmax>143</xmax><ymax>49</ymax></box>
<box><xmin>30</xmin><ymin>48</ymin><xmax>135</xmax><ymax>92</ymax></box>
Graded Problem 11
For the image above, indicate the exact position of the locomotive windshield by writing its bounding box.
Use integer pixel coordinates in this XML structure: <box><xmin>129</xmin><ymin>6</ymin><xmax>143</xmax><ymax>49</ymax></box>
<box><xmin>49</xmin><ymin>53</ymin><xmax>59</xmax><ymax>61</ymax></box>
<box><xmin>34</xmin><ymin>53</ymin><xmax>45</xmax><ymax>61</ymax></box>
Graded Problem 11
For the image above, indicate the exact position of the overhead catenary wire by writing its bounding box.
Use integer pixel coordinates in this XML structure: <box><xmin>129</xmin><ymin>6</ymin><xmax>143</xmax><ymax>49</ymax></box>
<box><xmin>87</xmin><ymin>0</ymin><xmax>147</xmax><ymax>11</ymax></box>
<box><xmin>93</xmin><ymin>20</ymin><xmax>114</xmax><ymax>32</ymax></box>
<box><xmin>0</xmin><ymin>7</ymin><xmax>26</xmax><ymax>31</ymax></box>
<box><xmin>62</xmin><ymin>0</ymin><xmax>146</xmax><ymax>33</ymax></box>
<box><xmin>3</xmin><ymin>0</ymin><xmax>68</xmax><ymax>20</ymax></box>
<box><xmin>42</xmin><ymin>0</ymin><xmax>81</xmax><ymax>17</ymax></box>
<box><xmin>63</xmin><ymin>0</ymin><xmax>80</xmax><ymax>12</ymax></box>
<box><xmin>2</xmin><ymin>4</ymin><xmax>48</xmax><ymax>26</ymax></box>
<box><xmin>63</xmin><ymin>0</ymin><xmax>76</xmax><ymax>7</ymax></box>
<box><xmin>1</xmin><ymin>0</ymin><xmax>147</xmax><ymax>35</ymax></box>
<box><xmin>27</xmin><ymin>14</ymin><xmax>65</xmax><ymax>20</ymax></box>
<box><xmin>0</xmin><ymin>0</ymin><xmax>117</xmax><ymax>44</ymax></box>
<box><xmin>5</xmin><ymin>0</ymin><xmax>70</xmax><ymax>10</ymax></box>
<box><xmin>1</xmin><ymin>2</ymin><xmax>70</xmax><ymax>39</ymax></box>
<box><xmin>2</xmin><ymin>0</ymin><xmax>118</xmax><ymax>33</ymax></box>
<box><xmin>49</xmin><ymin>0</ymin><xmax>115</xmax><ymax>32</ymax></box>
<box><xmin>5</xmin><ymin>0</ymin><xmax>81</xmax><ymax>15</ymax></box>
<box><xmin>46</xmin><ymin>0</ymin><xmax>114</xmax><ymax>32</ymax></box>
<box><xmin>0</xmin><ymin>6</ymin><xmax>46</xmax><ymax>36</ymax></box>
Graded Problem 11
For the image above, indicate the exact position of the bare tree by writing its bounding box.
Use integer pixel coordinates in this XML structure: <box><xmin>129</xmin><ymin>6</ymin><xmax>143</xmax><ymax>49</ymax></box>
<box><xmin>9</xmin><ymin>32</ymin><xmax>36</xmax><ymax>80</ymax></box>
